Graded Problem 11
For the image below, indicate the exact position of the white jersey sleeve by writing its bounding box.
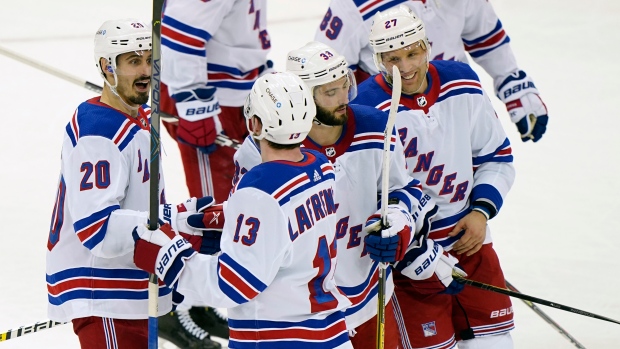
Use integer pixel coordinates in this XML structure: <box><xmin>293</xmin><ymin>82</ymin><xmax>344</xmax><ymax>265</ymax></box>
<box><xmin>314</xmin><ymin>0</ymin><xmax>376</xmax><ymax>74</ymax></box>
<box><xmin>178</xmin><ymin>188</ymin><xmax>289</xmax><ymax>308</ymax></box>
<box><xmin>162</xmin><ymin>0</ymin><xmax>270</xmax><ymax>106</ymax></box>
<box><xmin>461</xmin><ymin>0</ymin><xmax>520</xmax><ymax>91</ymax></box>
<box><xmin>469</xmin><ymin>91</ymin><xmax>516</xmax><ymax>217</ymax></box>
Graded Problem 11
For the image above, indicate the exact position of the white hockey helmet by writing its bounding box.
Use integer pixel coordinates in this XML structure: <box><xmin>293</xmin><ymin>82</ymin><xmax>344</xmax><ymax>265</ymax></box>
<box><xmin>243</xmin><ymin>72</ymin><xmax>316</xmax><ymax>145</ymax></box>
<box><xmin>94</xmin><ymin>19</ymin><xmax>152</xmax><ymax>82</ymax></box>
<box><xmin>369</xmin><ymin>5</ymin><xmax>430</xmax><ymax>73</ymax></box>
<box><xmin>286</xmin><ymin>41</ymin><xmax>357</xmax><ymax>100</ymax></box>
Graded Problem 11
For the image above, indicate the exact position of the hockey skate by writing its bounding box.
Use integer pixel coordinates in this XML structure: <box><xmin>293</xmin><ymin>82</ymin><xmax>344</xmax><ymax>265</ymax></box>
<box><xmin>189</xmin><ymin>307</ymin><xmax>229</xmax><ymax>339</ymax></box>
<box><xmin>158</xmin><ymin>310</ymin><xmax>222</xmax><ymax>349</ymax></box>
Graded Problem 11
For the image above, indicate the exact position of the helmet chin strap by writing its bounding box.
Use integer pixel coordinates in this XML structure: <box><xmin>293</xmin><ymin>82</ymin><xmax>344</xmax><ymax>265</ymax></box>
<box><xmin>312</xmin><ymin>118</ymin><xmax>336</xmax><ymax>128</ymax></box>
<box><xmin>104</xmin><ymin>75</ymin><xmax>139</xmax><ymax>112</ymax></box>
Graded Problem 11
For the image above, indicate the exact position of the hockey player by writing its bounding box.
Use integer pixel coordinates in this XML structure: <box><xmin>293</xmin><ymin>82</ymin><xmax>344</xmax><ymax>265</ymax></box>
<box><xmin>354</xmin><ymin>6</ymin><xmax>517</xmax><ymax>349</ymax></box>
<box><xmin>160</xmin><ymin>0</ymin><xmax>271</xmax><ymax>202</ymax></box>
<box><xmin>46</xmin><ymin>19</ymin><xmax>220</xmax><ymax>348</ymax></box>
<box><xmin>315</xmin><ymin>0</ymin><xmax>548</xmax><ymax>143</ymax></box>
<box><xmin>159</xmin><ymin>0</ymin><xmax>271</xmax><ymax>338</ymax></box>
<box><xmin>231</xmin><ymin>42</ymin><xmax>452</xmax><ymax>349</ymax></box>
<box><xmin>133</xmin><ymin>72</ymin><xmax>354</xmax><ymax>349</ymax></box>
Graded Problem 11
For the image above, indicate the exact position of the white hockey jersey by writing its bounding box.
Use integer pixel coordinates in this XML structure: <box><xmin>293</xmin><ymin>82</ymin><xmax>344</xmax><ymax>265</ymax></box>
<box><xmin>47</xmin><ymin>97</ymin><xmax>171</xmax><ymax>322</ymax></box>
<box><xmin>355</xmin><ymin>61</ymin><xmax>515</xmax><ymax>249</ymax></box>
<box><xmin>231</xmin><ymin>104</ymin><xmax>434</xmax><ymax>330</ymax></box>
<box><xmin>177</xmin><ymin>149</ymin><xmax>352</xmax><ymax>349</ymax></box>
<box><xmin>315</xmin><ymin>0</ymin><xmax>520</xmax><ymax>92</ymax></box>
<box><xmin>162</xmin><ymin>0</ymin><xmax>271</xmax><ymax>106</ymax></box>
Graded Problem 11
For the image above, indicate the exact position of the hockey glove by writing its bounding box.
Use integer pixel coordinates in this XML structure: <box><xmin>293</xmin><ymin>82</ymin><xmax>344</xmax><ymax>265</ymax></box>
<box><xmin>394</xmin><ymin>236</ymin><xmax>467</xmax><ymax>295</ymax></box>
<box><xmin>133</xmin><ymin>222</ymin><xmax>196</xmax><ymax>287</ymax></box>
<box><xmin>159</xmin><ymin>196</ymin><xmax>216</xmax><ymax>236</ymax></box>
<box><xmin>184</xmin><ymin>202</ymin><xmax>226</xmax><ymax>255</ymax></box>
<box><xmin>497</xmin><ymin>70</ymin><xmax>548</xmax><ymax>142</ymax></box>
<box><xmin>363</xmin><ymin>205</ymin><xmax>414</xmax><ymax>263</ymax></box>
<box><xmin>173</xmin><ymin>87</ymin><xmax>223</xmax><ymax>154</ymax></box>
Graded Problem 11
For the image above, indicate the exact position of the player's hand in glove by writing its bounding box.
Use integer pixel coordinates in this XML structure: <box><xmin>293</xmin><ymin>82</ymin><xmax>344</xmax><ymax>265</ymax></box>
<box><xmin>497</xmin><ymin>70</ymin><xmax>548</xmax><ymax>142</ymax></box>
<box><xmin>172</xmin><ymin>86</ymin><xmax>223</xmax><ymax>154</ymax></box>
<box><xmin>363</xmin><ymin>205</ymin><xmax>414</xmax><ymax>263</ymax></box>
<box><xmin>394</xmin><ymin>233</ymin><xmax>467</xmax><ymax>295</ymax></box>
<box><xmin>133</xmin><ymin>222</ymin><xmax>196</xmax><ymax>287</ymax></box>
<box><xmin>159</xmin><ymin>196</ymin><xmax>217</xmax><ymax>236</ymax></box>
<box><xmin>184</xmin><ymin>202</ymin><xmax>226</xmax><ymax>255</ymax></box>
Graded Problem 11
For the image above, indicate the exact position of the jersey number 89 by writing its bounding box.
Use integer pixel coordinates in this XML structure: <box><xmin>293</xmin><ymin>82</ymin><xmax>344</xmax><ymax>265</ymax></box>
<box><xmin>319</xmin><ymin>8</ymin><xmax>343</xmax><ymax>40</ymax></box>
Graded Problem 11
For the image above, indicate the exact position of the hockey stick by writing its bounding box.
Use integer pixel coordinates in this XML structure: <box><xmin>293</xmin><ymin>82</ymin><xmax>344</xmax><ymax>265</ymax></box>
<box><xmin>0</xmin><ymin>320</ymin><xmax>66</xmax><ymax>342</ymax></box>
<box><xmin>0</xmin><ymin>45</ymin><xmax>241</xmax><ymax>150</ymax></box>
<box><xmin>376</xmin><ymin>65</ymin><xmax>402</xmax><ymax>349</ymax></box>
<box><xmin>148</xmin><ymin>1</ymin><xmax>165</xmax><ymax>347</ymax></box>
<box><xmin>505</xmin><ymin>280</ymin><xmax>587</xmax><ymax>349</ymax></box>
<box><xmin>454</xmin><ymin>273</ymin><xmax>620</xmax><ymax>325</ymax></box>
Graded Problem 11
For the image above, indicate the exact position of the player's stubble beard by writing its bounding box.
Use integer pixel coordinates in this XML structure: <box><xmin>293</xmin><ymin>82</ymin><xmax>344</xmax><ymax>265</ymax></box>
<box><xmin>315</xmin><ymin>103</ymin><xmax>348</xmax><ymax>126</ymax></box>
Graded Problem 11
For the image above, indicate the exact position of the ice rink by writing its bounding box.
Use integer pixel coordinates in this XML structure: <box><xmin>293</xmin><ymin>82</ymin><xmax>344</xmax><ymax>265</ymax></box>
<box><xmin>1</xmin><ymin>0</ymin><xmax>619</xmax><ymax>348</ymax></box>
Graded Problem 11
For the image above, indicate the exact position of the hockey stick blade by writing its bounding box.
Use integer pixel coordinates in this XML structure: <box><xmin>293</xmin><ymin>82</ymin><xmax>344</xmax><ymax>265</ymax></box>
<box><xmin>0</xmin><ymin>320</ymin><xmax>67</xmax><ymax>342</ymax></box>
<box><xmin>505</xmin><ymin>280</ymin><xmax>587</xmax><ymax>349</ymax></box>
<box><xmin>454</xmin><ymin>273</ymin><xmax>620</xmax><ymax>326</ymax></box>
<box><xmin>0</xmin><ymin>45</ymin><xmax>240</xmax><ymax>150</ymax></box>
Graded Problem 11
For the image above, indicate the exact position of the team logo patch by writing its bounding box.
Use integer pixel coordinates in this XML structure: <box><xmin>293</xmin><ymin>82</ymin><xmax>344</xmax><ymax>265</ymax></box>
<box><xmin>417</xmin><ymin>96</ymin><xmax>427</xmax><ymax>107</ymax></box>
<box><xmin>422</xmin><ymin>321</ymin><xmax>437</xmax><ymax>337</ymax></box>
<box><xmin>325</xmin><ymin>147</ymin><xmax>336</xmax><ymax>157</ymax></box>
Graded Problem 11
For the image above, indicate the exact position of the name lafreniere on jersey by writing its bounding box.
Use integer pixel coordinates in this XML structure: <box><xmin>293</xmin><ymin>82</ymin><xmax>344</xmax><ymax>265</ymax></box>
<box><xmin>288</xmin><ymin>187</ymin><xmax>338</xmax><ymax>242</ymax></box>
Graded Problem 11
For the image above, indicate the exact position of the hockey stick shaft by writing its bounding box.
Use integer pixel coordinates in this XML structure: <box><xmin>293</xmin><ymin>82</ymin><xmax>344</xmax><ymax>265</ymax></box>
<box><xmin>0</xmin><ymin>320</ymin><xmax>67</xmax><ymax>342</ymax></box>
<box><xmin>148</xmin><ymin>1</ymin><xmax>165</xmax><ymax>347</ymax></box>
<box><xmin>376</xmin><ymin>66</ymin><xmax>402</xmax><ymax>349</ymax></box>
<box><xmin>454</xmin><ymin>274</ymin><xmax>620</xmax><ymax>325</ymax></box>
<box><xmin>0</xmin><ymin>45</ymin><xmax>240</xmax><ymax>150</ymax></box>
<box><xmin>504</xmin><ymin>280</ymin><xmax>586</xmax><ymax>349</ymax></box>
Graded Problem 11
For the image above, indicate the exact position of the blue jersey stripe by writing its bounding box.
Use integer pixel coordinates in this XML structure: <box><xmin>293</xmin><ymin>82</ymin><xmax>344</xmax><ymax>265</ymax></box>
<box><xmin>162</xmin><ymin>15</ymin><xmax>212</xmax><ymax>42</ymax></box>
<box><xmin>220</xmin><ymin>253</ymin><xmax>267</xmax><ymax>292</ymax></box>
<box><xmin>462</xmin><ymin>20</ymin><xmax>503</xmax><ymax>45</ymax></box>
<box><xmin>48</xmin><ymin>288</ymin><xmax>172</xmax><ymax>306</ymax></box>
<box><xmin>162</xmin><ymin>37</ymin><xmax>205</xmax><ymax>56</ymax></box>
<box><xmin>472</xmin><ymin>138</ymin><xmax>511</xmax><ymax>166</ymax></box>
<box><xmin>117</xmin><ymin>124</ymin><xmax>141</xmax><ymax>152</ymax></box>
<box><xmin>229</xmin><ymin>311</ymin><xmax>345</xmax><ymax>330</ymax></box>
<box><xmin>467</xmin><ymin>37</ymin><xmax>510</xmax><ymax>58</ymax></box>
<box><xmin>65</xmin><ymin>123</ymin><xmax>77</xmax><ymax>147</ymax></box>
<box><xmin>228</xmin><ymin>333</ymin><xmax>350</xmax><ymax>349</ymax></box>
<box><xmin>437</xmin><ymin>87</ymin><xmax>483</xmax><ymax>103</ymax></box>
